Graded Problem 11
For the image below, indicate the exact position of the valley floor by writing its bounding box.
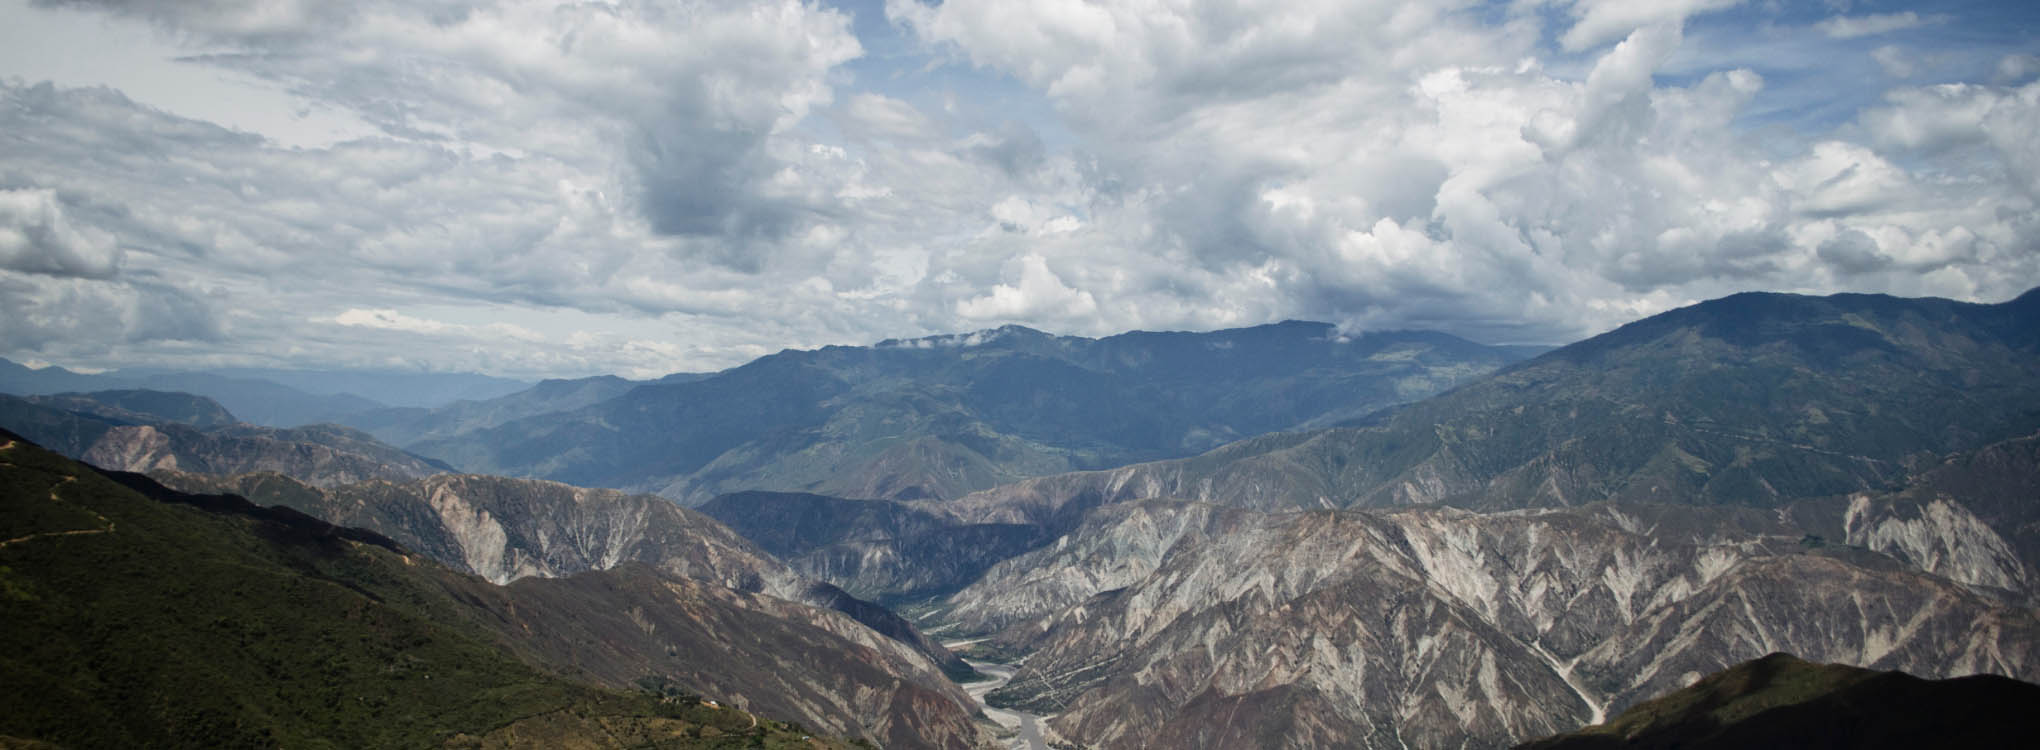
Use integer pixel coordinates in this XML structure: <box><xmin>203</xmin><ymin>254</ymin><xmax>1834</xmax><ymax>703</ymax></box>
<box><xmin>949</xmin><ymin>639</ymin><xmax>1052</xmax><ymax>750</ymax></box>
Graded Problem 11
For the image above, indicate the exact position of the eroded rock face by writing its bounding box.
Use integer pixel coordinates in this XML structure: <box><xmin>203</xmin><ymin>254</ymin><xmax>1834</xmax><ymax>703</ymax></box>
<box><xmin>80</xmin><ymin>423</ymin><xmax>447</xmax><ymax>487</ymax></box>
<box><xmin>953</xmin><ymin>500</ymin><xmax>2040</xmax><ymax>749</ymax></box>
<box><xmin>156</xmin><ymin>471</ymin><xmax>967</xmax><ymax>670</ymax></box>
<box><xmin>1844</xmin><ymin>493</ymin><xmax>2028</xmax><ymax>593</ymax></box>
<box><xmin>699</xmin><ymin>490</ymin><xmax>1051</xmax><ymax>601</ymax></box>
<box><xmin>487</xmin><ymin>565</ymin><xmax>993</xmax><ymax>750</ymax></box>
<box><xmin>154</xmin><ymin>469</ymin><xmax>989</xmax><ymax>749</ymax></box>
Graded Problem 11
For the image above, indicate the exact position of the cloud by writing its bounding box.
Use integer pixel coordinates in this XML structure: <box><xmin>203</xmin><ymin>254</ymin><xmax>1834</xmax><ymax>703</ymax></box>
<box><xmin>2002</xmin><ymin>54</ymin><xmax>2040</xmax><ymax>82</ymax></box>
<box><xmin>0</xmin><ymin>188</ymin><xmax>122</xmax><ymax>278</ymax></box>
<box><xmin>1815</xmin><ymin>12</ymin><xmax>1940</xmax><ymax>39</ymax></box>
<box><xmin>1871</xmin><ymin>46</ymin><xmax>1915</xmax><ymax>78</ymax></box>
<box><xmin>43</xmin><ymin>0</ymin><xmax>862</xmax><ymax>255</ymax></box>
<box><xmin>1560</xmin><ymin>0</ymin><xmax>1743</xmax><ymax>51</ymax></box>
<box><xmin>956</xmin><ymin>254</ymin><xmax>1098</xmax><ymax>321</ymax></box>
<box><xmin>0</xmin><ymin>273</ymin><xmax>221</xmax><ymax>354</ymax></box>
<box><xmin>1862</xmin><ymin>81</ymin><xmax>2040</xmax><ymax>196</ymax></box>
<box><xmin>889</xmin><ymin>0</ymin><xmax>2040</xmax><ymax>342</ymax></box>
<box><xmin>3</xmin><ymin>0</ymin><xmax>2037</xmax><ymax>377</ymax></box>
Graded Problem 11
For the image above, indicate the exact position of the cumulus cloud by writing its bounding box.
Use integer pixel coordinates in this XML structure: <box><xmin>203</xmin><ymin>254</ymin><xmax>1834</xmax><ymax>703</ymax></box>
<box><xmin>44</xmin><ymin>0</ymin><xmax>861</xmax><ymax>255</ymax></box>
<box><xmin>956</xmin><ymin>253</ymin><xmax>1097</xmax><ymax>321</ymax></box>
<box><xmin>2</xmin><ymin>0</ymin><xmax>2036</xmax><ymax>376</ymax></box>
<box><xmin>889</xmin><ymin>0</ymin><xmax>2040</xmax><ymax>341</ymax></box>
<box><xmin>0</xmin><ymin>188</ymin><xmax>122</xmax><ymax>278</ymax></box>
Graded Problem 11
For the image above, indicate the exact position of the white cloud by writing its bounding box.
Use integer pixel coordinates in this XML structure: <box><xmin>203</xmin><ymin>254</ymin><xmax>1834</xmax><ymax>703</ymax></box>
<box><xmin>2</xmin><ymin>0</ymin><xmax>2037</xmax><ymax>376</ymax></box>
<box><xmin>1560</xmin><ymin>0</ymin><xmax>1743</xmax><ymax>52</ymax></box>
<box><xmin>890</xmin><ymin>0</ymin><xmax>2040</xmax><ymax>342</ymax></box>
<box><xmin>1815</xmin><ymin>12</ymin><xmax>1938</xmax><ymax>39</ymax></box>
<box><xmin>1871</xmin><ymin>45</ymin><xmax>1916</xmax><ymax>78</ymax></box>
<box><xmin>2001</xmin><ymin>54</ymin><xmax>2040</xmax><ymax>82</ymax></box>
<box><xmin>956</xmin><ymin>254</ymin><xmax>1098</xmax><ymax>321</ymax></box>
<box><xmin>0</xmin><ymin>188</ymin><xmax>122</xmax><ymax>278</ymax></box>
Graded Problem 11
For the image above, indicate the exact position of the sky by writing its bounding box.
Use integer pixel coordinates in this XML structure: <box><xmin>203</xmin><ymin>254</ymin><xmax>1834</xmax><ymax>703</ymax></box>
<box><xmin>0</xmin><ymin>0</ymin><xmax>2035</xmax><ymax>379</ymax></box>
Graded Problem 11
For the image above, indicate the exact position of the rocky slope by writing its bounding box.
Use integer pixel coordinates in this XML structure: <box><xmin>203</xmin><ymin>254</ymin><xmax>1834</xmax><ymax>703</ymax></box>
<box><xmin>699</xmin><ymin>490</ymin><xmax>1049</xmax><ymax>602</ymax></box>
<box><xmin>157</xmin><ymin>470</ymin><xmax>971</xmax><ymax>678</ymax></box>
<box><xmin>1838</xmin><ymin>431</ymin><xmax>2040</xmax><ymax>597</ymax></box>
<box><xmin>1518</xmin><ymin>652</ymin><xmax>2040</xmax><ymax>749</ymax></box>
<box><xmin>925</xmin><ymin>289</ymin><xmax>2040</xmax><ymax>524</ymax></box>
<box><xmin>410</xmin><ymin>323</ymin><xmax>1527</xmax><ymax>504</ymax></box>
<box><xmin>947</xmin><ymin>499</ymin><xmax>2039</xmax><ymax>749</ymax></box>
<box><xmin>0</xmin><ymin>393</ymin><xmax>449</xmax><ymax>487</ymax></box>
<box><xmin>0</xmin><ymin>431</ymin><xmax>955</xmax><ymax>749</ymax></box>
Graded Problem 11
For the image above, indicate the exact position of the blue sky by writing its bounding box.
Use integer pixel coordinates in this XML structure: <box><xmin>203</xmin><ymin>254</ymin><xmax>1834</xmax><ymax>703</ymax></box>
<box><xmin>0</xmin><ymin>0</ymin><xmax>2035</xmax><ymax>377</ymax></box>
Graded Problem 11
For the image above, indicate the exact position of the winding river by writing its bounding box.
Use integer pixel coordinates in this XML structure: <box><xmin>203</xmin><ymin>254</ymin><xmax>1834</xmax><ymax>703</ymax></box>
<box><xmin>948</xmin><ymin>640</ymin><xmax>1051</xmax><ymax>750</ymax></box>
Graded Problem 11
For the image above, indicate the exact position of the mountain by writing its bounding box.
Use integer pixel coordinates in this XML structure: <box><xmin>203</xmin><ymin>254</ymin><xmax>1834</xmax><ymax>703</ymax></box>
<box><xmin>127</xmin><ymin>372</ymin><xmax>388</xmax><ymax>427</ymax></box>
<box><xmin>0</xmin><ymin>393</ymin><xmax>449</xmax><ymax>487</ymax></box>
<box><xmin>923</xmin><ymin>289</ymin><xmax>2040</xmax><ymax>526</ymax></box>
<box><xmin>0</xmin><ymin>358</ymin><xmax>119</xmax><ymax>394</ymax></box>
<box><xmin>1838</xmin><ymin>430</ymin><xmax>2040</xmax><ymax>597</ymax></box>
<box><xmin>1517</xmin><ymin>653</ymin><xmax>2040</xmax><ymax>749</ymax></box>
<box><xmin>0</xmin><ymin>430</ymin><xmax>957</xmax><ymax>749</ymax></box>
<box><xmin>411</xmin><ymin>322</ymin><xmax>1528</xmax><ymax>504</ymax></box>
<box><xmin>154</xmin><ymin>470</ymin><xmax>974</xmax><ymax>680</ymax></box>
<box><xmin>698</xmin><ymin>490</ymin><xmax>1050</xmax><ymax>602</ymax></box>
<box><xmin>0</xmin><ymin>359</ymin><xmax>389</xmax><ymax>427</ymax></box>
<box><xmin>177</xmin><ymin>367</ymin><xmax>533</xmax><ymax>408</ymax></box>
<box><xmin>18</xmin><ymin>389</ymin><xmax>239</xmax><ymax>428</ymax></box>
<box><xmin>341</xmin><ymin>374</ymin><xmax>641</xmax><ymax>447</ymax></box>
<box><xmin>944</xmin><ymin>499</ymin><xmax>2040</xmax><ymax>749</ymax></box>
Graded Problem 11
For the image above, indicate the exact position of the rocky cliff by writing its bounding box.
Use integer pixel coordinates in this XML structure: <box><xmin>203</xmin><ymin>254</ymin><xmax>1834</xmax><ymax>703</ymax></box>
<box><xmin>157</xmin><ymin>470</ymin><xmax>973</xmax><ymax>680</ymax></box>
<box><xmin>0</xmin><ymin>431</ymin><xmax>981</xmax><ymax>749</ymax></box>
<box><xmin>948</xmin><ymin>499</ymin><xmax>2039</xmax><ymax>748</ymax></box>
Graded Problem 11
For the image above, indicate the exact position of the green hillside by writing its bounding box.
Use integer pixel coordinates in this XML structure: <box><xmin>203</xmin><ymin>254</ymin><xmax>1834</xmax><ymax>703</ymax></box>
<box><xmin>1517</xmin><ymin>652</ymin><xmax>2040</xmax><ymax>749</ymax></box>
<box><xmin>0</xmin><ymin>429</ymin><xmax>852</xmax><ymax>749</ymax></box>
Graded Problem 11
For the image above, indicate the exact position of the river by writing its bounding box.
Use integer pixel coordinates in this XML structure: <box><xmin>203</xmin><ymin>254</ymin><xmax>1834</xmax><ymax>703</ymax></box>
<box><xmin>948</xmin><ymin>640</ymin><xmax>1051</xmax><ymax>750</ymax></box>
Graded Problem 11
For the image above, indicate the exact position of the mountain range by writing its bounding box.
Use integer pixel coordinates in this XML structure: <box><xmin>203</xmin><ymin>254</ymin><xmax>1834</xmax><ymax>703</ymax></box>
<box><xmin>0</xmin><ymin>359</ymin><xmax>535</xmax><ymax>427</ymax></box>
<box><xmin>396</xmin><ymin>323</ymin><xmax>1530</xmax><ymax>504</ymax></box>
<box><xmin>0</xmin><ymin>392</ymin><xmax>450</xmax><ymax>487</ymax></box>
<box><xmin>4</xmin><ymin>287</ymin><xmax>2038</xmax><ymax>749</ymax></box>
<box><xmin>0</xmin><ymin>431</ymin><xmax>978</xmax><ymax>748</ymax></box>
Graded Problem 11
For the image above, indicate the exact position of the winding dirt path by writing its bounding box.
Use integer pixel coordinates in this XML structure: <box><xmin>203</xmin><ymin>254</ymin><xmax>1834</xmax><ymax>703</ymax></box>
<box><xmin>0</xmin><ymin>473</ymin><xmax>116</xmax><ymax>550</ymax></box>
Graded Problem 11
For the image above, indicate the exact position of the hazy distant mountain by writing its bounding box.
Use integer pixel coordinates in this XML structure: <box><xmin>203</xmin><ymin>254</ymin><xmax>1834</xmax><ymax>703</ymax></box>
<box><xmin>0</xmin><ymin>393</ymin><xmax>448</xmax><ymax>486</ymax></box>
<box><xmin>1517</xmin><ymin>653</ymin><xmax>2040</xmax><ymax>750</ymax></box>
<box><xmin>0</xmin><ymin>360</ymin><xmax>388</xmax><ymax>427</ymax></box>
<box><xmin>128</xmin><ymin>372</ymin><xmax>389</xmax><ymax>427</ymax></box>
<box><xmin>928</xmin><ymin>289</ymin><xmax>2040</xmax><ymax>524</ymax></box>
<box><xmin>3</xmin><ymin>359</ymin><xmax>542</xmax><ymax>426</ymax></box>
<box><xmin>414</xmin><ymin>322</ymin><xmax>1529</xmax><ymax>504</ymax></box>
<box><xmin>16</xmin><ymin>389</ymin><xmax>238</xmax><ymax>429</ymax></box>
<box><xmin>0</xmin><ymin>432</ymin><xmax>981</xmax><ymax>749</ymax></box>
<box><xmin>0</xmin><ymin>358</ymin><xmax>111</xmax><ymax>393</ymax></box>
<box><xmin>341</xmin><ymin>374</ymin><xmax>641</xmax><ymax>447</ymax></box>
<box><xmin>180</xmin><ymin>366</ymin><xmax>532</xmax><ymax>408</ymax></box>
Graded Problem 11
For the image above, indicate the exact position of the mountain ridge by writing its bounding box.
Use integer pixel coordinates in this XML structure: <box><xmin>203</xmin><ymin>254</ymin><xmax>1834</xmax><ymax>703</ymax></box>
<box><xmin>0</xmin><ymin>430</ymin><xmax>975</xmax><ymax>748</ymax></box>
<box><xmin>410</xmin><ymin>321</ymin><xmax>1530</xmax><ymax>504</ymax></box>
